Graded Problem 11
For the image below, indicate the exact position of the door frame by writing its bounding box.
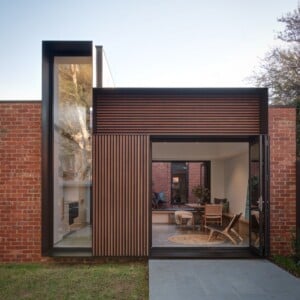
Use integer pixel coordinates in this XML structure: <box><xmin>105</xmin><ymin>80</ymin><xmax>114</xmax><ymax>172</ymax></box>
<box><xmin>149</xmin><ymin>135</ymin><xmax>270</xmax><ymax>258</ymax></box>
<box><xmin>41</xmin><ymin>41</ymin><xmax>93</xmax><ymax>256</ymax></box>
<box><xmin>249</xmin><ymin>135</ymin><xmax>270</xmax><ymax>256</ymax></box>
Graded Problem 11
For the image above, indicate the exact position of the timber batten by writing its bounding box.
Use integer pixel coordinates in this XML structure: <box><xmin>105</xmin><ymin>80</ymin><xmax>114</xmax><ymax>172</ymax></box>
<box><xmin>94</xmin><ymin>89</ymin><xmax>265</xmax><ymax>135</ymax></box>
<box><xmin>92</xmin><ymin>135</ymin><xmax>150</xmax><ymax>256</ymax></box>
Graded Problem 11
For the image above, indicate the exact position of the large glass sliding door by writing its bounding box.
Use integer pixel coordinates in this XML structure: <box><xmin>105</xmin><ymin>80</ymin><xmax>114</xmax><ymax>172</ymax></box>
<box><xmin>151</xmin><ymin>141</ymin><xmax>251</xmax><ymax>251</ymax></box>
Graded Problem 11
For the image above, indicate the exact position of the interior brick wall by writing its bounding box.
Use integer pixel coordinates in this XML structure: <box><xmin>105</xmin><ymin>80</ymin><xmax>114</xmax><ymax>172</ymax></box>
<box><xmin>152</xmin><ymin>162</ymin><xmax>202</xmax><ymax>204</ymax></box>
<box><xmin>152</xmin><ymin>162</ymin><xmax>171</xmax><ymax>202</ymax></box>
<box><xmin>0</xmin><ymin>102</ymin><xmax>41</xmax><ymax>262</ymax></box>
<box><xmin>269</xmin><ymin>107</ymin><xmax>296</xmax><ymax>255</ymax></box>
<box><xmin>188</xmin><ymin>163</ymin><xmax>201</xmax><ymax>203</ymax></box>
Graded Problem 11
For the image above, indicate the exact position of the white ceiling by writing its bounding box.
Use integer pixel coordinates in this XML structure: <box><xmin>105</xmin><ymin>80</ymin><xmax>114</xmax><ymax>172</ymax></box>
<box><xmin>152</xmin><ymin>142</ymin><xmax>248</xmax><ymax>161</ymax></box>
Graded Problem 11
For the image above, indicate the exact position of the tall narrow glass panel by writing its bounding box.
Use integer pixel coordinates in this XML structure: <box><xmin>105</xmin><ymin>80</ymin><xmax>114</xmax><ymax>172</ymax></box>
<box><xmin>171</xmin><ymin>162</ymin><xmax>188</xmax><ymax>204</ymax></box>
<box><xmin>249</xmin><ymin>135</ymin><xmax>269</xmax><ymax>256</ymax></box>
<box><xmin>53</xmin><ymin>57</ymin><xmax>92</xmax><ymax>248</ymax></box>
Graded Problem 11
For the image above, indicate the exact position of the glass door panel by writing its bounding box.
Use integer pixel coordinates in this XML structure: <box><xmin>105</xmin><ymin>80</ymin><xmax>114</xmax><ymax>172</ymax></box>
<box><xmin>171</xmin><ymin>162</ymin><xmax>188</xmax><ymax>204</ymax></box>
<box><xmin>249</xmin><ymin>135</ymin><xmax>269</xmax><ymax>256</ymax></box>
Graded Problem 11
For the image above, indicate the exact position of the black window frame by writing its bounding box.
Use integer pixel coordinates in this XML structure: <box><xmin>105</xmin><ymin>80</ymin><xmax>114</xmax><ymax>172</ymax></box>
<box><xmin>41</xmin><ymin>41</ymin><xmax>93</xmax><ymax>255</ymax></box>
<box><xmin>152</xmin><ymin>160</ymin><xmax>211</xmax><ymax>205</ymax></box>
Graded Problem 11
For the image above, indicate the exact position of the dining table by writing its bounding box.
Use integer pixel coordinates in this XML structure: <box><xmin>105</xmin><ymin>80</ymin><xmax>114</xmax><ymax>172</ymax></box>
<box><xmin>186</xmin><ymin>203</ymin><xmax>205</xmax><ymax>210</ymax></box>
<box><xmin>185</xmin><ymin>203</ymin><xmax>205</xmax><ymax>229</ymax></box>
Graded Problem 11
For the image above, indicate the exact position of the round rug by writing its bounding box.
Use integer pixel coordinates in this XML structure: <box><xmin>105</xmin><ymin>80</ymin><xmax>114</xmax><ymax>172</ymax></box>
<box><xmin>168</xmin><ymin>234</ymin><xmax>224</xmax><ymax>245</ymax></box>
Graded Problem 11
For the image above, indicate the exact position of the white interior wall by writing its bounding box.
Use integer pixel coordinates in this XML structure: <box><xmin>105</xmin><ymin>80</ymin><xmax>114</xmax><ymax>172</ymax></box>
<box><xmin>224</xmin><ymin>151</ymin><xmax>249</xmax><ymax>216</ymax></box>
<box><xmin>152</xmin><ymin>142</ymin><xmax>248</xmax><ymax>213</ymax></box>
<box><xmin>152</xmin><ymin>142</ymin><xmax>248</xmax><ymax>161</ymax></box>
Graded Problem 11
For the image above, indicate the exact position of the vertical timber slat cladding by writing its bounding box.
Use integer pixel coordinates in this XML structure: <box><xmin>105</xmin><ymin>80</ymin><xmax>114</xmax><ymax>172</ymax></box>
<box><xmin>94</xmin><ymin>89</ymin><xmax>264</xmax><ymax>135</ymax></box>
<box><xmin>93</xmin><ymin>135</ymin><xmax>149</xmax><ymax>256</ymax></box>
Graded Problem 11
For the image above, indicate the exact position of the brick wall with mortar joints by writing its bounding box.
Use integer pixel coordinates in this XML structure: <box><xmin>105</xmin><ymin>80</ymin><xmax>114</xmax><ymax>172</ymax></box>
<box><xmin>0</xmin><ymin>102</ymin><xmax>41</xmax><ymax>262</ymax></box>
<box><xmin>269</xmin><ymin>107</ymin><xmax>296</xmax><ymax>255</ymax></box>
<box><xmin>0</xmin><ymin>103</ymin><xmax>296</xmax><ymax>261</ymax></box>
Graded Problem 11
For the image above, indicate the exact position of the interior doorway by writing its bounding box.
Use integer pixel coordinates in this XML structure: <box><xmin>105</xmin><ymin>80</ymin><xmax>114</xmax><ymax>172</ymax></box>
<box><xmin>150</xmin><ymin>137</ymin><xmax>269</xmax><ymax>257</ymax></box>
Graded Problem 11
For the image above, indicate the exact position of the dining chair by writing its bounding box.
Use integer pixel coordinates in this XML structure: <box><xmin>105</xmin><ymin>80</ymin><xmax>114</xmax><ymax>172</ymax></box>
<box><xmin>202</xmin><ymin>204</ymin><xmax>223</xmax><ymax>229</ymax></box>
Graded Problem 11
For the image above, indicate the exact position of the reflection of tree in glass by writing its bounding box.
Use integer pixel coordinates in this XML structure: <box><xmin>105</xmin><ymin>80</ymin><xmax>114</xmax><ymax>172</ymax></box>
<box><xmin>250</xmin><ymin>175</ymin><xmax>259</xmax><ymax>206</ymax></box>
<box><xmin>56</xmin><ymin>64</ymin><xmax>92</xmax><ymax>181</ymax></box>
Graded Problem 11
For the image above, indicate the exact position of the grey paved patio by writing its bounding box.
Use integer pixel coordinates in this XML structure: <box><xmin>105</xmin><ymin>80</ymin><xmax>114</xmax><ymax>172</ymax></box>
<box><xmin>149</xmin><ymin>259</ymin><xmax>300</xmax><ymax>300</ymax></box>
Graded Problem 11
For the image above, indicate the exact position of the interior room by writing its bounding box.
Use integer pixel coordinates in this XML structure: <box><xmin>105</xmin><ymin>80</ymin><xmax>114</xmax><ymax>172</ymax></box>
<box><xmin>152</xmin><ymin>142</ymin><xmax>250</xmax><ymax>248</ymax></box>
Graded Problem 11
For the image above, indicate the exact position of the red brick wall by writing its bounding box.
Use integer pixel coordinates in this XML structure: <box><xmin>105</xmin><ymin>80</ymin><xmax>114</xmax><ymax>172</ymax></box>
<box><xmin>152</xmin><ymin>162</ymin><xmax>202</xmax><ymax>203</ymax></box>
<box><xmin>188</xmin><ymin>163</ymin><xmax>201</xmax><ymax>203</ymax></box>
<box><xmin>152</xmin><ymin>162</ymin><xmax>171</xmax><ymax>202</ymax></box>
<box><xmin>0</xmin><ymin>103</ymin><xmax>296</xmax><ymax>261</ymax></box>
<box><xmin>0</xmin><ymin>102</ymin><xmax>41</xmax><ymax>262</ymax></box>
<box><xmin>269</xmin><ymin>107</ymin><xmax>296</xmax><ymax>255</ymax></box>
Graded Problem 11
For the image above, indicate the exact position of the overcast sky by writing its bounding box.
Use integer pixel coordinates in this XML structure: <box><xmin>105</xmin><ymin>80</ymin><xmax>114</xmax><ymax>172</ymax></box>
<box><xmin>0</xmin><ymin>0</ymin><xmax>298</xmax><ymax>100</ymax></box>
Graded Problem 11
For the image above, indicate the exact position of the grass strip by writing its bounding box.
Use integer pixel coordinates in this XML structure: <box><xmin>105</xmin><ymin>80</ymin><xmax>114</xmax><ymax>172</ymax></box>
<box><xmin>0</xmin><ymin>262</ymin><xmax>148</xmax><ymax>300</ymax></box>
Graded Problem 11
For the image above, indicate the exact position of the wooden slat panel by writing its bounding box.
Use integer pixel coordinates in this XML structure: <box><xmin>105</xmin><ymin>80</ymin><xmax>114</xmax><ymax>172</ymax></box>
<box><xmin>94</xmin><ymin>93</ymin><xmax>261</xmax><ymax>135</ymax></box>
<box><xmin>93</xmin><ymin>135</ymin><xmax>149</xmax><ymax>256</ymax></box>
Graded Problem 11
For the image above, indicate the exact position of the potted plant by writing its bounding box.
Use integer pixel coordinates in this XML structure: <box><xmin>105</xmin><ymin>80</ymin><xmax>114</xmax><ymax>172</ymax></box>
<box><xmin>192</xmin><ymin>185</ymin><xmax>210</xmax><ymax>204</ymax></box>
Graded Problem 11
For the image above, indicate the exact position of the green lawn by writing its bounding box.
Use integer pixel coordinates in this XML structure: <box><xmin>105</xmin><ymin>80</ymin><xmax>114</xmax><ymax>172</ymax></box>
<box><xmin>0</xmin><ymin>262</ymin><xmax>148</xmax><ymax>300</ymax></box>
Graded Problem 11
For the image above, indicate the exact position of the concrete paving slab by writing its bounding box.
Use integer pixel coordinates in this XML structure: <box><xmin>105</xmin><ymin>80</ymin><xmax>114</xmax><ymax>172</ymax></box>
<box><xmin>149</xmin><ymin>259</ymin><xmax>300</xmax><ymax>300</ymax></box>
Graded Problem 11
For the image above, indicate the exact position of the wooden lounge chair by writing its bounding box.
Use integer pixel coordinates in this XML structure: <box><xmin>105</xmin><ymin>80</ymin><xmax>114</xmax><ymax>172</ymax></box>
<box><xmin>205</xmin><ymin>213</ymin><xmax>243</xmax><ymax>245</ymax></box>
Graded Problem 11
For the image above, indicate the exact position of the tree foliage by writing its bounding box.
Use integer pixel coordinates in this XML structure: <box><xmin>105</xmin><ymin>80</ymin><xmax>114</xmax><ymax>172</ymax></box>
<box><xmin>56</xmin><ymin>63</ymin><xmax>92</xmax><ymax>181</ymax></box>
<box><xmin>251</xmin><ymin>7</ymin><xmax>300</xmax><ymax>105</ymax></box>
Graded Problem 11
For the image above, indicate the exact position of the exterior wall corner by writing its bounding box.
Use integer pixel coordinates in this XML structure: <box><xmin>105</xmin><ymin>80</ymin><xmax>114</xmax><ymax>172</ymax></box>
<box><xmin>269</xmin><ymin>106</ymin><xmax>296</xmax><ymax>256</ymax></box>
